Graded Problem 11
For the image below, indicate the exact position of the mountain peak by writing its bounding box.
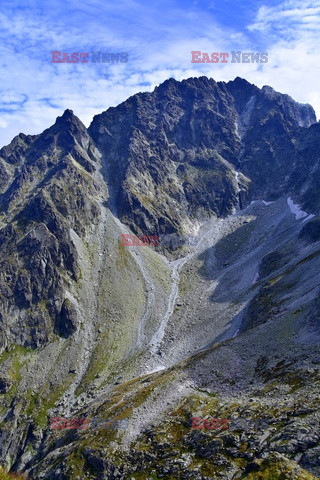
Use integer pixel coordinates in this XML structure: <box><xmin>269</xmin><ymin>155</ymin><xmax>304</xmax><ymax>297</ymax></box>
<box><xmin>50</xmin><ymin>108</ymin><xmax>88</xmax><ymax>139</ymax></box>
<box><xmin>54</xmin><ymin>109</ymin><xmax>80</xmax><ymax>126</ymax></box>
<box><xmin>62</xmin><ymin>108</ymin><xmax>74</xmax><ymax>118</ymax></box>
<box><xmin>230</xmin><ymin>76</ymin><xmax>254</xmax><ymax>86</ymax></box>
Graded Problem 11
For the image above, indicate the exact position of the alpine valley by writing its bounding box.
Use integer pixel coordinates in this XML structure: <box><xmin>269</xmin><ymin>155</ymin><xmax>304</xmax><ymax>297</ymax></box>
<box><xmin>0</xmin><ymin>76</ymin><xmax>320</xmax><ymax>480</ymax></box>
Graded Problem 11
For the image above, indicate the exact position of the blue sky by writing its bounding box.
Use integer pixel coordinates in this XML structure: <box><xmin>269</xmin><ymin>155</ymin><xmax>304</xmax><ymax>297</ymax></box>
<box><xmin>1</xmin><ymin>0</ymin><xmax>320</xmax><ymax>147</ymax></box>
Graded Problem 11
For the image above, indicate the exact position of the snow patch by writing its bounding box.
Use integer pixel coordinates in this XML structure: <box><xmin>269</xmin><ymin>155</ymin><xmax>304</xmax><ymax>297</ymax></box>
<box><xmin>146</xmin><ymin>365</ymin><xmax>166</xmax><ymax>374</ymax></box>
<box><xmin>249</xmin><ymin>199</ymin><xmax>273</xmax><ymax>207</ymax></box>
<box><xmin>188</xmin><ymin>220</ymin><xmax>201</xmax><ymax>236</ymax></box>
<box><xmin>64</xmin><ymin>290</ymin><xmax>79</xmax><ymax>305</ymax></box>
<box><xmin>252</xmin><ymin>272</ymin><xmax>259</xmax><ymax>284</ymax></box>
<box><xmin>232</xmin><ymin>328</ymin><xmax>240</xmax><ymax>338</ymax></box>
<box><xmin>287</xmin><ymin>197</ymin><xmax>309</xmax><ymax>220</ymax></box>
<box><xmin>302</xmin><ymin>214</ymin><xmax>316</xmax><ymax>223</ymax></box>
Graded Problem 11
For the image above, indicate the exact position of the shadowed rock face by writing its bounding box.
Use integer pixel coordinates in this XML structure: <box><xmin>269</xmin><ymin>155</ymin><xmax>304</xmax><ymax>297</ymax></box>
<box><xmin>0</xmin><ymin>77</ymin><xmax>320</xmax><ymax>479</ymax></box>
<box><xmin>89</xmin><ymin>77</ymin><xmax>249</xmax><ymax>237</ymax></box>
<box><xmin>299</xmin><ymin>218</ymin><xmax>320</xmax><ymax>244</ymax></box>
<box><xmin>0</xmin><ymin>110</ymin><xmax>101</xmax><ymax>349</ymax></box>
<box><xmin>89</xmin><ymin>76</ymin><xmax>317</xmax><ymax>237</ymax></box>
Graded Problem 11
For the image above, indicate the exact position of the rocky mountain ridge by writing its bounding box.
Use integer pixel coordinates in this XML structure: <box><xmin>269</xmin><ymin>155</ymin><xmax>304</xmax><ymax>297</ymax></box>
<box><xmin>0</xmin><ymin>77</ymin><xmax>319</xmax><ymax>479</ymax></box>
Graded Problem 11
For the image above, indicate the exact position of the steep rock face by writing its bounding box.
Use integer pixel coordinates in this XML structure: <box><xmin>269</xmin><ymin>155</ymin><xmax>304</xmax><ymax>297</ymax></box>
<box><xmin>299</xmin><ymin>217</ymin><xmax>320</xmax><ymax>243</ymax></box>
<box><xmin>287</xmin><ymin>123</ymin><xmax>320</xmax><ymax>213</ymax></box>
<box><xmin>89</xmin><ymin>76</ymin><xmax>317</xmax><ymax>238</ymax></box>
<box><xmin>227</xmin><ymin>77</ymin><xmax>316</xmax><ymax>199</ymax></box>
<box><xmin>0</xmin><ymin>110</ymin><xmax>101</xmax><ymax>349</ymax></box>
<box><xmin>89</xmin><ymin>77</ymin><xmax>251</xmax><ymax>238</ymax></box>
<box><xmin>0</xmin><ymin>134</ymin><xmax>39</xmax><ymax>213</ymax></box>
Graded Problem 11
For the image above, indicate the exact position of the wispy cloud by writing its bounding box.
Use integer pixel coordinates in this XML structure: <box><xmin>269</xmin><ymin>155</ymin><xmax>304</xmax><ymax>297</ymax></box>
<box><xmin>0</xmin><ymin>0</ymin><xmax>319</xmax><ymax>148</ymax></box>
<box><xmin>249</xmin><ymin>1</ymin><xmax>320</xmax><ymax>34</ymax></box>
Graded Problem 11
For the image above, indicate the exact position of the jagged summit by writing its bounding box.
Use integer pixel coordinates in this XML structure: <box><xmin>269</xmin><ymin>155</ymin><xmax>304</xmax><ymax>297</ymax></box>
<box><xmin>62</xmin><ymin>108</ymin><xmax>74</xmax><ymax>117</ymax></box>
<box><xmin>52</xmin><ymin>108</ymin><xmax>86</xmax><ymax>132</ymax></box>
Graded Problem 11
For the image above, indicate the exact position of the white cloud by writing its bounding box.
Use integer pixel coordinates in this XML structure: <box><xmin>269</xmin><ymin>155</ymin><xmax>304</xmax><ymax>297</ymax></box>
<box><xmin>248</xmin><ymin>1</ymin><xmax>320</xmax><ymax>33</ymax></box>
<box><xmin>0</xmin><ymin>0</ymin><xmax>320</xmax><ymax>148</ymax></box>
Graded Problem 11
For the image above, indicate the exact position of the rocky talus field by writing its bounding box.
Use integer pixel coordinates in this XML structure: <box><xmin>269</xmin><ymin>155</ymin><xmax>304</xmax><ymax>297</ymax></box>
<box><xmin>0</xmin><ymin>76</ymin><xmax>319</xmax><ymax>479</ymax></box>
